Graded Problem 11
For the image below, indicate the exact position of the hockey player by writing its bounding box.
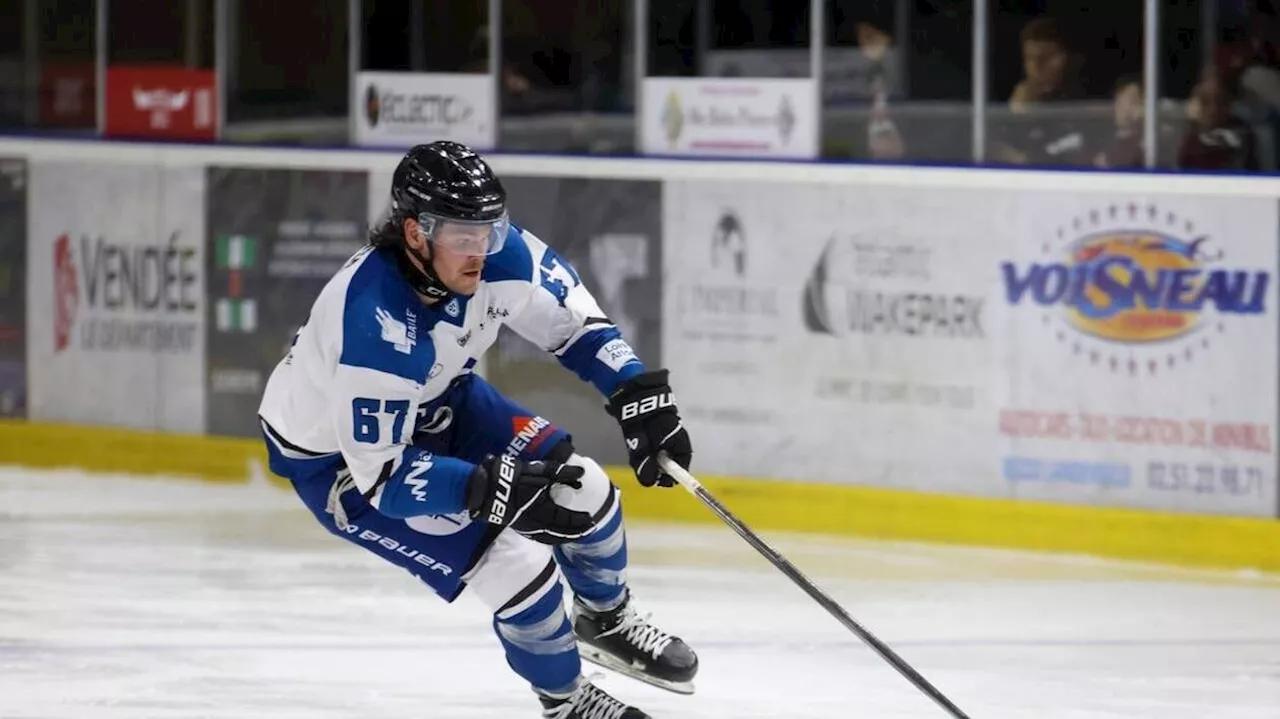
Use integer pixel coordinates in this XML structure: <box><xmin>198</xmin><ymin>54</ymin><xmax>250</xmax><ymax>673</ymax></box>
<box><xmin>257</xmin><ymin>141</ymin><xmax>697</xmax><ymax>719</ymax></box>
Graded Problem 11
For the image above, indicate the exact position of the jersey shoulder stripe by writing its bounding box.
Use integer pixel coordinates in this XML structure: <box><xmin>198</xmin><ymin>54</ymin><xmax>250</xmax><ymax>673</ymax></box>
<box><xmin>481</xmin><ymin>223</ymin><xmax>535</xmax><ymax>286</ymax></box>
<box><xmin>338</xmin><ymin>247</ymin><xmax>436</xmax><ymax>384</ymax></box>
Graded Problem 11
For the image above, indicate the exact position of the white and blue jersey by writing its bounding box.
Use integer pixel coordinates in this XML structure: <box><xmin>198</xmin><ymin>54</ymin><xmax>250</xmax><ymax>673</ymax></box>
<box><xmin>257</xmin><ymin>223</ymin><xmax>643</xmax><ymax>521</ymax></box>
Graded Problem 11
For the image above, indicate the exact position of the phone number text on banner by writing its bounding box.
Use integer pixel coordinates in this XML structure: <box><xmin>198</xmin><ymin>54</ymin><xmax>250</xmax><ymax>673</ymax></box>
<box><xmin>663</xmin><ymin>181</ymin><xmax>1277</xmax><ymax>517</ymax></box>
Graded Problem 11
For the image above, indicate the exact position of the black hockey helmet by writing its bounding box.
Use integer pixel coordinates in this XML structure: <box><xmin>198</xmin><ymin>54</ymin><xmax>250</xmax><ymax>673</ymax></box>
<box><xmin>380</xmin><ymin>141</ymin><xmax>510</xmax><ymax>299</ymax></box>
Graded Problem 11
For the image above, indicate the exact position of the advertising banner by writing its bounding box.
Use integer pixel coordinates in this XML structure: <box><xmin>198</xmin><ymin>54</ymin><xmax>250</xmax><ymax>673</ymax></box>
<box><xmin>205</xmin><ymin>167</ymin><xmax>369</xmax><ymax>437</ymax></box>
<box><xmin>27</xmin><ymin>162</ymin><xmax>206</xmax><ymax>432</ymax></box>
<box><xmin>663</xmin><ymin>181</ymin><xmax>997</xmax><ymax>494</ymax></box>
<box><xmin>354</xmin><ymin>71</ymin><xmax>496</xmax><ymax>150</ymax></box>
<box><xmin>40</xmin><ymin>63</ymin><xmax>96</xmax><ymax>128</ymax></box>
<box><xmin>997</xmin><ymin>195</ymin><xmax>1277</xmax><ymax>516</ymax></box>
<box><xmin>105</xmin><ymin>66</ymin><xmax>218</xmax><ymax>141</ymax></box>
<box><xmin>0</xmin><ymin>158</ymin><xmax>26</xmax><ymax>417</ymax></box>
<box><xmin>664</xmin><ymin>181</ymin><xmax>1277</xmax><ymax>516</ymax></box>
<box><xmin>640</xmin><ymin>77</ymin><xmax>818</xmax><ymax>159</ymax></box>
<box><xmin>703</xmin><ymin>48</ymin><xmax>902</xmax><ymax>103</ymax></box>
<box><xmin>487</xmin><ymin>178</ymin><xmax>664</xmax><ymax>464</ymax></box>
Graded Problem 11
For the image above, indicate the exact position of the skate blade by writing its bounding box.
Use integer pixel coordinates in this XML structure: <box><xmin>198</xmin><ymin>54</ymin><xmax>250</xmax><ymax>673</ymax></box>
<box><xmin>578</xmin><ymin>644</ymin><xmax>696</xmax><ymax>696</ymax></box>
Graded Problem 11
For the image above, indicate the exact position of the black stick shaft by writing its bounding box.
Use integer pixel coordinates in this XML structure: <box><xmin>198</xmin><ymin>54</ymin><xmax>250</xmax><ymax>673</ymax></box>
<box><xmin>659</xmin><ymin>456</ymin><xmax>971</xmax><ymax>719</ymax></box>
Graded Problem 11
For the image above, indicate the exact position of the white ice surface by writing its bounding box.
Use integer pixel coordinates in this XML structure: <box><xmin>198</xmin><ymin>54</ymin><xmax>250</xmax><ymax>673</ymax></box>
<box><xmin>1</xmin><ymin>466</ymin><xmax>1278</xmax><ymax>718</ymax></box>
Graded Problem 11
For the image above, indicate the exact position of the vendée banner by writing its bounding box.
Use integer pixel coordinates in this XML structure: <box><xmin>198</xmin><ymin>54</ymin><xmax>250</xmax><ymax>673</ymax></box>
<box><xmin>26</xmin><ymin>161</ymin><xmax>207</xmax><ymax>432</ymax></box>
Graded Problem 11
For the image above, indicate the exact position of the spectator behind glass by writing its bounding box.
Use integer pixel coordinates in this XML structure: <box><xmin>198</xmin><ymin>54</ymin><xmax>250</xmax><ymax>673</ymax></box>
<box><xmin>828</xmin><ymin>6</ymin><xmax>902</xmax><ymax>103</ymax></box>
<box><xmin>1093</xmin><ymin>75</ymin><xmax>1180</xmax><ymax>169</ymax></box>
<box><xmin>1178</xmin><ymin>73</ymin><xmax>1261</xmax><ymax>171</ymax></box>
<box><xmin>1230</xmin><ymin>1</ymin><xmax>1280</xmax><ymax>113</ymax></box>
<box><xmin>1093</xmin><ymin>75</ymin><xmax>1144</xmax><ymax>168</ymax></box>
<box><xmin>990</xmin><ymin>17</ymin><xmax>1092</xmax><ymax>166</ymax></box>
<box><xmin>858</xmin><ymin>18</ymin><xmax>906</xmax><ymax>160</ymax></box>
<box><xmin>462</xmin><ymin>26</ymin><xmax>533</xmax><ymax>96</ymax></box>
<box><xmin>1093</xmin><ymin>75</ymin><xmax>1181</xmax><ymax>170</ymax></box>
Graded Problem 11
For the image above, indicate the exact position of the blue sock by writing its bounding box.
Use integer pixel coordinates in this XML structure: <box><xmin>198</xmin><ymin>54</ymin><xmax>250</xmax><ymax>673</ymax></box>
<box><xmin>493</xmin><ymin>579</ymin><xmax>582</xmax><ymax>696</ymax></box>
<box><xmin>554</xmin><ymin>502</ymin><xmax>628</xmax><ymax>610</ymax></box>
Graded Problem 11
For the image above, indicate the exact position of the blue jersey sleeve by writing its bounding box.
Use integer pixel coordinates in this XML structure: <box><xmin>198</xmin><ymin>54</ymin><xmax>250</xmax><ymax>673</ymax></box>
<box><xmin>373</xmin><ymin>448</ymin><xmax>474</xmax><ymax>518</ymax></box>
<box><xmin>499</xmin><ymin>226</ymin><xmax>646</xmax><ymax>396</ymax></box>
<box><xmin>555</xmin><ymin>327</ymin><xmax>644</xmax><ymax>395</ymax></box>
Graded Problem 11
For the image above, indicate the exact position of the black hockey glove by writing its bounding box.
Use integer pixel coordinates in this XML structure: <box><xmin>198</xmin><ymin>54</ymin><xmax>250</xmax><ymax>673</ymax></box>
<box><xmin>605</xmin><ymin>369</ymin><xmax>692</xmax><ymax>488</ymax></box>
<box><xmin>466</xmin><ymin>454</ymin><xmax>594</xmax><ymax>544</ymax></box>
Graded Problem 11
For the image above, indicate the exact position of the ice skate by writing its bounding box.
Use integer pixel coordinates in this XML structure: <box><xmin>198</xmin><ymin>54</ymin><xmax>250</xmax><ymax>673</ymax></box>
<box><xmin>572</xmin><ymin>589</ymin><xmax>698</xmax><ymax>695</ymax></box>
<box><xmin>537</xmin><ymin>676</ymin><xmax>650</xmax><ymax>719</ymax></box>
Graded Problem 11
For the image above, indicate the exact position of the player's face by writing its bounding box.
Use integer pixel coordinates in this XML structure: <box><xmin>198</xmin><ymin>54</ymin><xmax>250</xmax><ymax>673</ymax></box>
<box><xmin>431</xmin><ymin>236</ymin><xmax>487</xmax><ymax>296</ymax></box>
<box><xmin>403</xmin><ymin>218</ymin><xmax>487</xmax><ymax>297</ymax></box>
<box><xmin>404</xmin><ymin>214</ymin><xmax>509</xmax><ymax>298</ymax></box>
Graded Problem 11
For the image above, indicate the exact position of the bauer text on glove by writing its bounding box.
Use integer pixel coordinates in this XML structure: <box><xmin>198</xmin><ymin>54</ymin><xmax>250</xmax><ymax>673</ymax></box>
<box><xmin>466</xmin><ymin>454</ymin><xmax>594</xmax><ymax>543</ymax></box>
<box><xmin>605</xmin><ymin>369</ymin><xmax>692</xmax><ymax>488</ymax></box>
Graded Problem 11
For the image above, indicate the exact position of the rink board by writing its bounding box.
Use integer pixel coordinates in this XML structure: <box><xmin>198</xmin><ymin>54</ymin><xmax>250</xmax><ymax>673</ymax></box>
<box><xmin>663</xmin><ymin>180</ymin><xmax>1279</xmax><ymax>517</ymax></box>
<box><xmin>3</xmin><ymin>419</ymin><xmax>1277</xmax><ymax>574</ymax></box>
<box><xmin>1</xmin><ymin>136</ymin><xmax>1279</xmax><ymax>570</ymax></box>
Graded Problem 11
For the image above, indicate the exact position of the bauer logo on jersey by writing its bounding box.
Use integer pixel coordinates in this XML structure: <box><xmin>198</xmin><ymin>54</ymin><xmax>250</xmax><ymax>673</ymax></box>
<box><xmin>375</xmin><ymin>306</ymin><xmax>417</xmax><ymax>355</ymax></box>
<box><xmin>338</xmin><ymin>522</ymin><xmax>453</xmax><ymax>575</ymax></box>
<box><xmin>1002</xmin><ymin>202</ymin><xmax>1270</xmax><ymax>375</ymax></box>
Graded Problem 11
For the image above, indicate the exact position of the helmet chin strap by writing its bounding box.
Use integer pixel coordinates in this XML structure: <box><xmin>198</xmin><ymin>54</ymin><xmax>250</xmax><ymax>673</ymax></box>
<box><xmin>399</xmin><ymin>236</ymin><xmax>452</xmax><ymax>301</ymax></box>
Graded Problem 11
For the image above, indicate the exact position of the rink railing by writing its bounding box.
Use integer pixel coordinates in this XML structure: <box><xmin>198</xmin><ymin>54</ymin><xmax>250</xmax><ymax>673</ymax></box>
<box><xmin>0</xmin><ymin>135</ymin><xmax>1278</xmax><ymax>574</ymax></box>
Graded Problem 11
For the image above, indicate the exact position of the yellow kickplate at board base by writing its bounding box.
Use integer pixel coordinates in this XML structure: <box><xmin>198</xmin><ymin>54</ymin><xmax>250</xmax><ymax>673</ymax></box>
<box><xmin>609</xmin><ymin>467</ymin><xmax>1280</xmax><ymax>574</ymax></box>
<box><xmin>2</xmin><ymin>420</ymin><xmax>1278</xmax><ymax>574</ymax></box>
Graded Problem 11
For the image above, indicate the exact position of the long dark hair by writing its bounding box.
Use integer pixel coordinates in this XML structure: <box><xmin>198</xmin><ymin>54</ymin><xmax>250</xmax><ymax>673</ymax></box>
<box><xmin>368</xmin><ymin>208</ymin><xmax>403</xmax><ymax>249</ymax></box>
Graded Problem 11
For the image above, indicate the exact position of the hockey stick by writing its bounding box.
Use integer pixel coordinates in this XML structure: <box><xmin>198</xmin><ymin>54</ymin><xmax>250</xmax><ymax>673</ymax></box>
<box><xmin>657</xmin><ymin>454</ymin><xmax>972</xmax><ymax>719</ymax></box>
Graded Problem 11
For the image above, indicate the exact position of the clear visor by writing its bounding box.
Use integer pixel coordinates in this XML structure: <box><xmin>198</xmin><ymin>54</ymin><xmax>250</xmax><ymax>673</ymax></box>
<box><xmin>416</xmin><ymin>211</ymin><xmax>509</xmax><ymax>257</ymax></box>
